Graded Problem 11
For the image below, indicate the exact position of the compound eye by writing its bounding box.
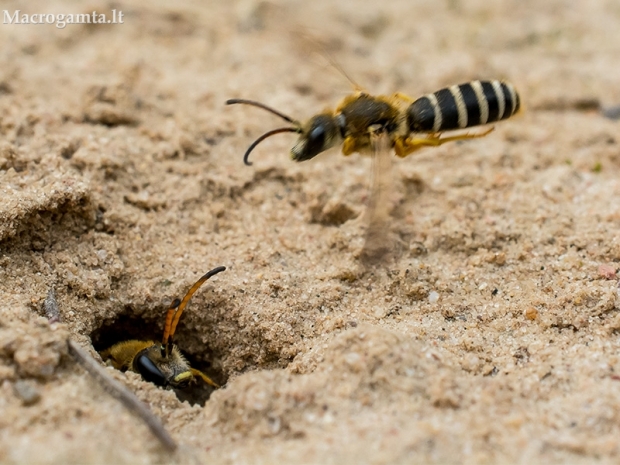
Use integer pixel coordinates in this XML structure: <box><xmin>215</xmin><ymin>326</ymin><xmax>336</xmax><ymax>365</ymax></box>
<box><xmin>305</xmin><ymin>125</ymin><xmax>326</xmax><ymax>159</ymax></box>
<box><xmin>134</xmin><ymin>353</ymin><xmax>167</xmax><ymax>386</ymax></box>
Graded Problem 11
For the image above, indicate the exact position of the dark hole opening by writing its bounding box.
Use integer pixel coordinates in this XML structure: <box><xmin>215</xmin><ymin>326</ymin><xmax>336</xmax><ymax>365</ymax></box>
<box><xmin>91</xmin><ymin>311</ymin><xmax>224</xmax><ymax>406</ymax></box>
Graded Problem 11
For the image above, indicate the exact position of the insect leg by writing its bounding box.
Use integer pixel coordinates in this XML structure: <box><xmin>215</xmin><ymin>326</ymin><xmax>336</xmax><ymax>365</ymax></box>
<box><xmin>190</xmin><ymin>368</ymin><xmax>220</xmax><ymax>388</ymax></box>
<box><xmin>394</xmin><ymin>127</ymin><xmax>495</xmax><ymax>157</ymax></box>
<box><xmin>342</xmin><ymin>136</ymin><xmax>358</xmax><ymax>156</ymax></box>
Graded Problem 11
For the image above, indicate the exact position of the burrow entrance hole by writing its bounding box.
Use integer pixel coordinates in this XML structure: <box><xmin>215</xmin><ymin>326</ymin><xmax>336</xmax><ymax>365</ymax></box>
<box><xmin>91</xmin><ymin>310</ymin><xmax>226</xmax><ymax>406</ymax></box>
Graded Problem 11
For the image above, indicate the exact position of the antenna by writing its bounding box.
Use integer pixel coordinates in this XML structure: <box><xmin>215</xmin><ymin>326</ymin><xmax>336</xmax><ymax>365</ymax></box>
<box><xmin>161</xmin><ymin>266</ymin><xmax>227</xmax><ymax>355</ymax></box>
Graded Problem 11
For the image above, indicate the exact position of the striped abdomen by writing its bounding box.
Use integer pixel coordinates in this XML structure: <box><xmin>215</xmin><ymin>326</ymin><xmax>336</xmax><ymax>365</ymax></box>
<box><xmin>407</xmin><ymin>80</ymin><xmax>520</xmax><ymax>133</ymax></box>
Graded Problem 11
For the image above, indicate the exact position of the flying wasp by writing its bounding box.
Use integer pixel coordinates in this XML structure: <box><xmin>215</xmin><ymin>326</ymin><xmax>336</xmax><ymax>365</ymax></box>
<box><xmin>100</xmin><ymin>266</ymin><xmax>226</xmax><ymax>389</ymax></box>
<box><xmin>227</xmin><ymin>80</ymin><xmax>520</xmax><ymax>262</ymax></box>
<box><xmin>226</xmin><ymin>80</ymin><xmax>520</xmax><ymax>165</ymax></box>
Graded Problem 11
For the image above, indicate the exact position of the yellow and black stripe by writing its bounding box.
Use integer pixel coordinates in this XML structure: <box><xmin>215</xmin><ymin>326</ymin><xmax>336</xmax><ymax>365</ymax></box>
<box><xmin>407</xmin><ymin>80</ymin><xmax>520</xmax><ymax>133</ymax></box>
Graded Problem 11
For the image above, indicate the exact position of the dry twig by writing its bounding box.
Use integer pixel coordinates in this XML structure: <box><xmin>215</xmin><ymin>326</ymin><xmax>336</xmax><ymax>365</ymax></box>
<box><xmin>45</xmin><ymin>289</ymin><xmax>177</xmax><ymax>452</ymax></box>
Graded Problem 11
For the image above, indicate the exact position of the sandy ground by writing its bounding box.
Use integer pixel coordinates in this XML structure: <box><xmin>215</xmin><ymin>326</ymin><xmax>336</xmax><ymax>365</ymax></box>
<box><xmin>1</xmin><ymin>0</ymin><xmax>620</xmax><ymax>463</ymax></box>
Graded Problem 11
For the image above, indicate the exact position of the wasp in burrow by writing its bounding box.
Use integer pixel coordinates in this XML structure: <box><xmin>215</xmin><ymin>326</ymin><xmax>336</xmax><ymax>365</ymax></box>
<box><xmin>100</xmin><ymin>266</ymin><xmax>226</xmax><ymax>389</ymax></box>
<box><xmin>227</xmin><ymin>80</ymin><xmax>520</xmax><ymax>261</ymax></box>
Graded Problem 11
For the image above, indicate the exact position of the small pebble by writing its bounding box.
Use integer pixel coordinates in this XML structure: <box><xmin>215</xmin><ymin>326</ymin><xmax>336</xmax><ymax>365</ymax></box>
<box><xmin>13</xmin><ymin>380</ymin><xmax>41</xmax><ymax>406</ymax></box>
<box><xmin>602</xmin><ymin>105</ymin><xmax>620</xmax><ymax>120</ymax></box>
<box><xmin>524</xmin><ymin>307</ymin><xmax>538</xmax><ymax>321</ymax></box>
<box><xmin>428</xmin><ymin>291</ymin><xmax>439</xmax><ymax>303</ymax></box>
<box><xmin>598</xmin><ymin>264</ymin><xmax>617</xmax><ymax>280</ymax></box>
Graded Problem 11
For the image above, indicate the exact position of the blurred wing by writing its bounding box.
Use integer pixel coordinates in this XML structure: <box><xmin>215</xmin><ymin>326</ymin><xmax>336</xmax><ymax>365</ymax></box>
<box><xmin>360</xmin><ymin>131</ymin><xmax>394</xmax><ymax>266</ymax></box>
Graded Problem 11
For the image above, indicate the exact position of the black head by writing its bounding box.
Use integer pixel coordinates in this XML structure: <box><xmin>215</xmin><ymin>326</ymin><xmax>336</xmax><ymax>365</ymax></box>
<box><xmin>290</xmin><ymin>113</ymin><xmax>343</xmax><ymax>162</ymax></box>
<box><xmin>132</xmin><ymin>344</ymin><xmax>194</xmax><ymax>388</ymax></box>
<box><xmin>133</xmin><ymin>348</ymin><xmax>167</xmax><ymax>386</ymax></box>
<box><xmin>226</xmin><ymin>99</ymin><xmax>343</xmax><ymax>165</ymax></box>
